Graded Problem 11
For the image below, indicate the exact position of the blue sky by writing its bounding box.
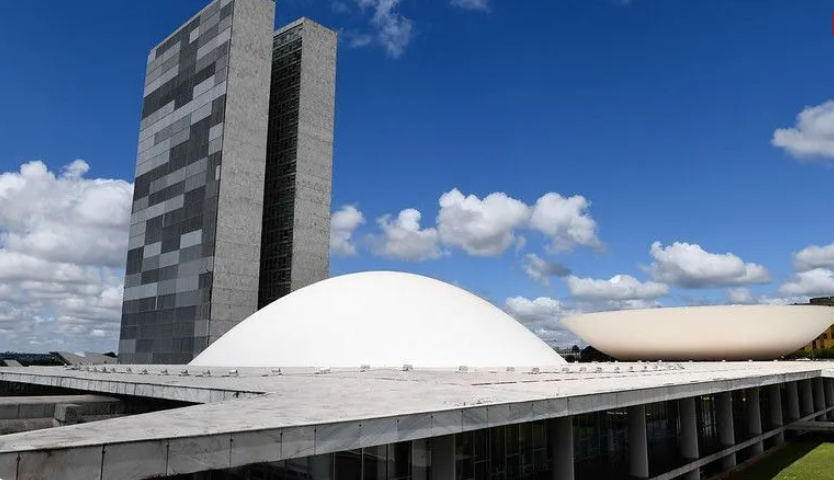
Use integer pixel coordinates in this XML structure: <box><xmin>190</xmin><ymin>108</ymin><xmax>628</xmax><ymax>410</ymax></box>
<box><xmin>0</xmin><ymin>0</ymin><xmax>833</xmax><ymax>350</ymax></box>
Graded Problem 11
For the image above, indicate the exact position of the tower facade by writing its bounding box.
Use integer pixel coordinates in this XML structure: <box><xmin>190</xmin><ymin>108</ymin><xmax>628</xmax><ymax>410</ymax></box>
<box><xmin>119</xmin><ymin>0</ymin><xmax>336</xmax><ymax>364</ymax></box>
<box><xmin>258</xmin><ymin>19</ymin><xmax>337</xmax><ymax>307</ymax></box>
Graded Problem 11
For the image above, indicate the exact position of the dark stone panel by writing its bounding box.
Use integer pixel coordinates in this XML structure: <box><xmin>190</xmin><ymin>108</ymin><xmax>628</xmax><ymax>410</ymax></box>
<box><xmin>199</xmin><ymin>272</ymin><xmax>214</xmax><ymax>289</ymax></box>
<box><xmin>210</xmin><ymin>95</ymin><xmax>226</xmax><ymax>126</ymax></box>
<box><xmin>141</xmin><ymin>269</ymin><xmax>160</xmax><ymax>284</ymax></box>
<box><xmin>148</xmin><ymin>181</ymin><xmax>185</xmax><ymax>208</ymax></box>
<box><xmin>159</xmin><ymin>294</ymin><xmax>177</xmax><ymax>310</ymax></box>
<box><xmin>180</xmin><ymin>245</ymin><xmax>203</xmax><ymax>264</ymax></box>
<box><xmin>138</xmin><ymin>297</ymin><xmax>157</xmax><ymax>312</ymax></box>
<box><xmin>126</xmin><ymin>247</ymin><xmax>144</xmax><ymax>275</ymax></box>
<box><xmin>136</xmin><ymin>339</ymin><xmax>154</xmax><ymax>353</ymax></box>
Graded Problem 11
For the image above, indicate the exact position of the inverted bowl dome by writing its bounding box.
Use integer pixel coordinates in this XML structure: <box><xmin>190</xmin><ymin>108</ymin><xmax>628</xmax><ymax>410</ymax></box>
<box><xmin>191</xmin><ymin>271</ymin><xmax>566</xmax><ymax>368</ymax></box>
<box><xmin>561</xmin><ymin>305</ymin><xmax>834</xmax><ymax>361</ymax></box>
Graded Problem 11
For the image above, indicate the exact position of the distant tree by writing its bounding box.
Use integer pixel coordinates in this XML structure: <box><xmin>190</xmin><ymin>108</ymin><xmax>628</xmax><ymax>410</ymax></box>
<box><xmin>571</xmin><ymin>345</ymin><xmax>581</xmax><ymax>354</ymax></box>
<box><xmin>103</xmin><ymin>352</ymin><xmax>117</xmax><ymax>358</ymax></box>
<box><xmin>579</xmin><ymin>346</ymin><xmax>615</xmax><ymax>363</ymax></box>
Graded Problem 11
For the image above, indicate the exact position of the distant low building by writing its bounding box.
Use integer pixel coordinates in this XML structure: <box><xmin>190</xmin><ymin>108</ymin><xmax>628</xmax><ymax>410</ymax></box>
<box><xmin>802</xmin><ymin>296</ymin><xmax>834</xmax><ymax>353</ymax></box>
<box><xmin>52</xmin><ymin>352</ymin><xmax>118</xmax><ymax>366</ymax></box>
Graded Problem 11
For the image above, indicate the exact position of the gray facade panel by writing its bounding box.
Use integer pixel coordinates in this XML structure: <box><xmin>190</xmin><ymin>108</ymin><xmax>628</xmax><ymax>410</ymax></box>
<box><xmin>120</xmin><ymin>0</ymin><xmax>274</xmax><ymax>364</ymax></box>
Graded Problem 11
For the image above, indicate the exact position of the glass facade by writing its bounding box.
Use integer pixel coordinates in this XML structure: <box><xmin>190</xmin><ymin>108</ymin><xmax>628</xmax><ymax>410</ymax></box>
<box><xmin>120</xmin><ymin>0</ymin><xmax>236</xmax><ymax>364</ymax></box>
<box><xmin>257</xmin><ymin>19</ymin><xmax>336</xmax><ymax>308</ymax></box>
<box><xmin>258</xmin><ymin>25</ymin><xmax>303</xmax><ymax>307</ymax></box>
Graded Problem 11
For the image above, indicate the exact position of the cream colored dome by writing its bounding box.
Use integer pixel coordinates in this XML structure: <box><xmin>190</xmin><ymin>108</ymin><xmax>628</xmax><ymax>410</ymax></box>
<box><xmin>562</xmin><ymin>304</ymin><xmax>834</xmax><ymax>361</ymax></box>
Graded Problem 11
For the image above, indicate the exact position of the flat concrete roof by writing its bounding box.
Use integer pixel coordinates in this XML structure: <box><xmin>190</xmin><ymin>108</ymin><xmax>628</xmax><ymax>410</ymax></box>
<box><xmin>1</xmin><ymin>362</ymin><xmax>832</xmax><ymax>479</ymax></box>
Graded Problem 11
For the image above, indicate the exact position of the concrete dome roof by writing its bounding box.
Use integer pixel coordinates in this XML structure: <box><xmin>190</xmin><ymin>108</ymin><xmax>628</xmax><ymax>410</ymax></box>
<box><xmin>191</xmin><ymin>271</ymin><xmax>566</xmax><ymax>368</ymax></box>
<box><xmin>562</xmin><ymin>304</ymin><xmax>834</xmax><ymax>361</ymax></box>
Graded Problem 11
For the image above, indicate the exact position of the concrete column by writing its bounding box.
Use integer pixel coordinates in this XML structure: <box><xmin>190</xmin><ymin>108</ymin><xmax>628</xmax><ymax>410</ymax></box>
<box><xmin>746</xmin><ymin>388</ymin><xmax>763</xmax><ymax>456</ymax></box>
<box><xmin>679</xmin><ymin>397</ymin><xmax>700</xmax><ymax>480</ymax></box>
<box><xmin>716</xmin><ymin>392</ymin><xmax>736</xmax><ymax>471</ymax></box>
<box><xmin>813</xmin><ymin>378</ymin><xmax>826</xmax><ymax>419</ymax></box>
<box><xmin>550</xmin><ymin>416</ymin><xmax>574</xmax><ymax>480</ymax></box>
<box><xmin>787</xmin><ymin>381</ymin><xmax>800</xmax><ymax>422</ymax></box>
<box><xmin>412</xmin><ymin>439</ymin><xmax>429</xmax><ymax>480</ymax></box>
<box><xmin>430</xmin><ymin>435</ymin><xmax>456</xmax><ymax>480</ymax></box>
<box><xmin>825</xmin><ymin>379</ymin><xmax>834</xmax><ymax>421</ymax></box>
<box><xmin>628</xmin><ymin>405</ymin><xmax>649</xmax><ymax>479</ymax></box>
<box><xmin>768</xmin><ymin>385</ymin><xmax>784</xmax><ymax>445</ymax></box>
<box><xmin>825</xmin><ymin>378</ymin><xmax>834</xmax><ymax>406</ymax></box>
<box><xmin>801</xmin><ymin>380</ymin><xmax>814</xmax><ymax>417</ymax></box>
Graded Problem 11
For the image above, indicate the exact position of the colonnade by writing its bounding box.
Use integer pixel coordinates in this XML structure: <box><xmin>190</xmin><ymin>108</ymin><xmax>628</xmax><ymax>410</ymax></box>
<box><xmin>430</xmin><ymin>377</ymin><xmax>834</xmax><ymax>480</ymax></box>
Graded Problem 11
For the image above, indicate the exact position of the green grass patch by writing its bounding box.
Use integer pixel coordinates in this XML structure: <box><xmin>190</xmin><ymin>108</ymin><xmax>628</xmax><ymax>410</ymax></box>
<box><xmin>731</xmin><ymin>436</ymin><xmax>834</xmax><ymax>480</ymax></box>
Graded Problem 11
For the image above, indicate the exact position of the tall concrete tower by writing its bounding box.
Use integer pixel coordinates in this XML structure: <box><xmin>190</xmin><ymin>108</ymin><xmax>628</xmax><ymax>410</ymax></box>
<box><xmin>119</xmin><ymin>0</ymin><xmax>337</xmax><ymax>364</ymax></box>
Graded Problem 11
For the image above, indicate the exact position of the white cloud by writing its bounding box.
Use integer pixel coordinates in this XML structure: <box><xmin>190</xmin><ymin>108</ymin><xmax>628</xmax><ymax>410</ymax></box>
<box><xmin>529</xmin><ymin>193</ymin><xmax>601</xmax><ymax>254</ymax></box>
<box><xmin>724</xmin><ymin>287</ymin><xmax>811</xmax><ymax>306</ymax></box>
<box><xmin>758</xmin><ymin>295</ymin><xmax>811</xmax><ymax>306</ymax></box>
<box><xmin>772</xmin><ymin>100</ymin><xmax>834</xmax><ymax>162</ymax></box>
<box><xmin>330</xmin><ymin>205</ymin><xmax>365</xmax><ymax>257</ymax></box>
<box><xmin>332</xmin><ymin>1</ymin><xmax>351</xmax><ymax>13</ymax></box>
<box><xmin>504</xmin><ymin>296</ymin><xmax>580</xmax><ymax>346</ymax></box>
<box><xmin>0</xmin><ymin>160</ymin><xmax>132</xmax><ymax>352</ymax></box>
<box><xmin>726</xmin><ymin>287</ymin><xmax>755</xmax><ymax>304</ymax></box>
<box><xmin>347</xmin><ymin>33</ymin><xmax>374</xmax><ymax>48</ymax></box>
<box><xmin>648</xmin><ymin>241</ymin><xmax>771</xmax><ymax>288</ymax></box>
<box><xmin>779</xmin><ymin>268</ymin><xmax>834</xmax><ymax>297</ymax></box>
<box><xmin>565</xmin><ymin>274</ymin><xmax>668</xmax><ymax>301</ymax></box>
<box><xmin>503</xmin><ymin>294</ymin><xmax>663</xmax><ymax>347</ymax></box>
<box><xmin>793</xmin><ymin>242</ymin><xmax>834</xmax><ymax>272</ymax></box>
<box><xmin>355</xmin><ymin>0</ymin><xmax>414</xmax><ymax>58</ymax></box>
<box><xmin>0</xmin><ymin>160</ymin><xmax>132</xmax><ymax>267</ymax></box>
<box><xmin>598</xmin><ymin>299</ymin><xmax>662</xmax><ymax>310</ymax></box>
<box><xmin>523</xmin><ymin>253</ymin><xmax>571</xmax><ymax>286</ymax></box>
<box><xmin>450</xmin><ymin>0</ymin><xmax>490</xmax><ymax>11</ymax></box>
<box><xmin>371</xmin><ymin>208</ymin><xmax>442</xmax><ymax>261</ymax></box>
<box><xmin>371</xmin><ymin>189</ymin><xmax>601</xmax><ymax>262</ymax></box>
<box><xmin>437</xmin><ymin>189</ymin><xmax>530</xmax><ymax>256</ymax></box>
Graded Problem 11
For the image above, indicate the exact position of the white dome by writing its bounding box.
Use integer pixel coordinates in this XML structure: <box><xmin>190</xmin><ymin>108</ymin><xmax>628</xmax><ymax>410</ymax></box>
<box><xmin>191</xmin><ymin>271</ymin><xmax>565</xmax><ymax>368</ymax></box>
<box><xmin>562</xmin><ymin>305</ymin><xmax>834</xmax><ymax>361</ymax></box>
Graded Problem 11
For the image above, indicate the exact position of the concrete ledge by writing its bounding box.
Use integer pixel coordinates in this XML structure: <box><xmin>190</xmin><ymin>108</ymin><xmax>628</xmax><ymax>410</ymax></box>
<box><xmin>0</xmin><ymin>370</ymin><xmax>261</xmax><ymax>404</ymax></box>
<box><xmin>54</xmin><ymin>404</ymin><xmax>82</xmax><ymax>425</ymax></box>
<box><xmin>788</xmin><ymin>420</ymin><xmax>834</xmax><ymax>432</ymax></box>
<box><xmin>0</xmin><ymin>395</ymin><xmax>122</xmax><ymax>420</ymax></box>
